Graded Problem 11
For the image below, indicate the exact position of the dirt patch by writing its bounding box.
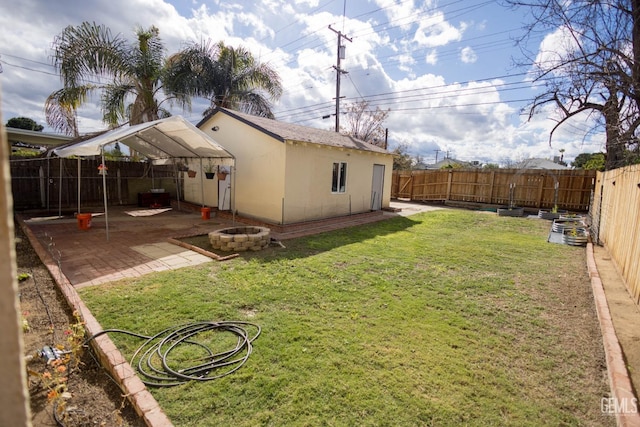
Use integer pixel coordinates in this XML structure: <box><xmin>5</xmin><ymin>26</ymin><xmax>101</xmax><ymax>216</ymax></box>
<box><xmin>15</xmin><ymin>224</ymin><xmax>144</xmax><ymax>427</ymax></box>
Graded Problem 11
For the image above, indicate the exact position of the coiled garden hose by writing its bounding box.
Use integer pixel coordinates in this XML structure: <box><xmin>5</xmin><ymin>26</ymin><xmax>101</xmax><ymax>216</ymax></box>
<box><xmin>85</xmin><ymin>321</ymin><xmax>261</xmax><ymax>387</ymax></box>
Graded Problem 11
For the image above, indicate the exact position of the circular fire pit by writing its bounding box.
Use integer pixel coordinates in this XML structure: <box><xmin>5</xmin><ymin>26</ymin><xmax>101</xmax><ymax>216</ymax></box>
<box><xmin>209</xmin><ymin>226</ymin><xmax>271</xmax><ymax>252</ymax></box>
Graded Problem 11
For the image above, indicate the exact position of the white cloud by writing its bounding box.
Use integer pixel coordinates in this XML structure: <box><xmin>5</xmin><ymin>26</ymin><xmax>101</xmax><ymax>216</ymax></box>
<box><xmin>374</xmin><ymin>0</ymin><xmax>419</xmax><ymax>32</ymax></box>
<box><xmin>413</xmin><ymin>12</ymin><xmax>463</xmax><ymax>47</ymax></box>
<box><xmin>0</xmin><ymin>0</ymin><xmax>605</xmax><ymax>165</ymax></box>
<box><xmin>534</xmin><ymin>25</ymin><xmax>580</xmax><ymax>74</ymax></box>
<box><xmin>460</xmin><ymin>46</ymin><xmax>477</xmax><ymax>63</ymax></box>
<box><xmin>425</xmin><ymin>49</ymin><xmax>438</xmax><ymax>65</ymax></box>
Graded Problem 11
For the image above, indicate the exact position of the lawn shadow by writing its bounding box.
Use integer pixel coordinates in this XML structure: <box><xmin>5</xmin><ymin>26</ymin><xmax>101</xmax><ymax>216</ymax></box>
<box><xmin>178</xmin><ymin>214</ymin><xmax>423</xmax><ymax>263</ymax></box>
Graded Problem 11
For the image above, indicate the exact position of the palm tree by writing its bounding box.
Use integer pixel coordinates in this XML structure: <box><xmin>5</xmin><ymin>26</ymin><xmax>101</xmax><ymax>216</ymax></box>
<box><xmin>165</xmin><ymin>41</ymin><xmax>282</xmax><ymax>118</ymax></box>
<box><xmin>45</xmin><ymin>22</ymin><xmax>189</xmax><ymax>136</ymax></box>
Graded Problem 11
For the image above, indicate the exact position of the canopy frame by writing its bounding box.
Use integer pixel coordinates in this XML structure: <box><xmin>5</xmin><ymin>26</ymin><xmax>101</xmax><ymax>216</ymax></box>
<box><xmin>52</xmin><ymin>116</ymin><xmax>235</xmax><ymax>240</ymax></box>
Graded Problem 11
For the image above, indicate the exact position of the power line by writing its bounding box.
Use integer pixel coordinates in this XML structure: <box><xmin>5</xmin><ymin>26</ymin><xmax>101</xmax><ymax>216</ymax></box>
<box><xmin>274</xmin><ymin>72</ymin><xmax>546</xmax><ymax>123</ymax></box>
<box><xmin>2</xmin><ymin>0</ymin><xmax>543</xmax><ymax>133</ymax></box>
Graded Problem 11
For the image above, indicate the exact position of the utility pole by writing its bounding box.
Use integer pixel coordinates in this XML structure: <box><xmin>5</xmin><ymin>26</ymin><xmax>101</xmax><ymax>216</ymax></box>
<box><xmin>329</xmin><ymin>25</ymin><xmax>351</xmax><ymax>132</ymax></box>
<box><xmin>434</xmin><ymin>149</ymin><xmax>440</xmax><ymax>164</ymax></box>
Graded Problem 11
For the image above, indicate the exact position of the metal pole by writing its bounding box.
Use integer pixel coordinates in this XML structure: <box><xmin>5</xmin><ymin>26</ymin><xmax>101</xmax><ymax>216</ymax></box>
<box><xmin>228</xmin><ymin>164</ymin><xmax>236</xmax><ymax>226</ymax></box>
<box><xmin>117</xmin><ymin>168</ymin><xmax>122</xmax><ymax>205</ymax></box>
<box><xmin>39</xmin><ymin>166</ymin><xmax>45</xmax><ymax>208</ymax></box>
<box><xmin>174</xmin><ymin>162</ymin><xmax>181</xmax><ymax>211</ymax></box>
<box><xmin>199</xmin><ymin>158</ymin><xmax>205</xmax><ymax>207</ymax></box>
<box><xmin>46</xmin><ymin>158</ymin><xmax>50</xmax><ymax>211</ymax></box>
<box><xmin>101</xmin><ymin>151</ymin><xmax>109</xmax><ymax>241</ymax></box>
<box><xmin>231</xmin><ymin>165</ymin><xmax>236</xmax><ymax>225</ymax></box>
<box><xmin>77</xmin><ymin>158</ymin><xmax>81</xmax><ymax>214</ymax></box>
<box><xmin>58</xmin><ymin>158</ymin><xmax>63</xmax><ymax>217</ymax></box>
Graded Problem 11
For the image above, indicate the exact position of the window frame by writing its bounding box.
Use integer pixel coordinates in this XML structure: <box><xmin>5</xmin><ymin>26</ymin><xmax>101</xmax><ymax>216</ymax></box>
<box><xmin>331</xmin><ymin>161</ymin><xmax>348</xmax><ymax>194</ymax></box>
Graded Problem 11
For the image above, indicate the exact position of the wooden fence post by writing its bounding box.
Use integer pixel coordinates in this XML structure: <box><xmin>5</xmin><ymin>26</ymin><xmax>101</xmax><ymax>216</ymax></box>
<box><xmin>489</xmin><ymin>171</ymin><xmax>496</xmax><ymax>205</ymax></box>
<box><xmin>536</xmin><ymin>174</ymin><xmax>545</xmax><ymax>208</ymax></box>
<box><xmin>409</xmin><ymin>171</ymin><xmax>414</xmax><ymax>200</ymax></box>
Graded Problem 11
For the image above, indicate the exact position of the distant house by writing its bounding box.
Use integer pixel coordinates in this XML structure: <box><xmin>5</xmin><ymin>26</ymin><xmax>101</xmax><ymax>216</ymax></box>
<box><xmin>191</xmin><ymin>108</ymin><xmax>394</xmax><ymax>225</ymax></box>
<box><xmin>516</xmin><ymin>158</ymin><xmax>568</xmax><ymax>170</ymax></box>
<box><xmin>7</xmin><ymin>128</ymin><xmax>72</xmax><ymax>153</ymax></box>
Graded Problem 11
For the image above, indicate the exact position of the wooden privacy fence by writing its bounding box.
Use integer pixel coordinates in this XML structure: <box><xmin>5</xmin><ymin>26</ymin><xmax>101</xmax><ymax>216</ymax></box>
<box><xmin>392</xmin><ymin>168</ymin><xmax>596</xmax><ymax>211</ymax></box>
<box><xmin>9</xmin><ymin>158</ymin><xmax>176</xmax><ymax>210</ymax></box>
<box><xmin>590</xmin><ymin>164</ymin><xmax>640</xmax><ymax>305</ymax></box>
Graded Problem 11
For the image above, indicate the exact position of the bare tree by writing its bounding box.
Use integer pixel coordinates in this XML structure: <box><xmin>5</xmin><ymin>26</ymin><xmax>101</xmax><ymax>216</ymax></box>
<box><xmin>390</xmin><ymin>143</ymin><xmax>414</xmax><ymax>170</ymax></box>
<box><xmin>506</xmin><ymin>0</ymin><xmax>640</xmax><ymax>169</ymax></box>
<box><xmin>341</xmin><ymin>101</ymin><xmax>390</xmax><ymax>147</ymax></box>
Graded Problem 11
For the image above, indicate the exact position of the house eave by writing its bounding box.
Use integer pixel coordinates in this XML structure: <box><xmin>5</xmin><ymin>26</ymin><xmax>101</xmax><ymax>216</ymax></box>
<box><xmin>198</xmin><ymin>108</ymin><xmax>286</xmax><ymax>143</ymax></box>
<box><xmin>7</xmin><ymin>128</ymin><xmax>73</xmax><ymax>147</ymax></box>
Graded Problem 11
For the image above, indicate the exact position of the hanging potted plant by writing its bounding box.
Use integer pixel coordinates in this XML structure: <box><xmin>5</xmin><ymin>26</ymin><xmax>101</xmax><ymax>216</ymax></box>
<box><xmin>217</xmin><ymin>166</ymin><xmax>229</xmax><ymax>180</ymax></box>
<box><xmin>204</xmin><ymin>161</ymin><xmax>215</xmax><ymax>179</ymax></box>
<box><xmin>97</xmin><ymin>163</ymin><xmax>108</xmax><ymax>175</ymax></box>
<box><xmin>187</xmin><ymin>169</ymin><xmax>197</xmax><ymax>178</ymax></box>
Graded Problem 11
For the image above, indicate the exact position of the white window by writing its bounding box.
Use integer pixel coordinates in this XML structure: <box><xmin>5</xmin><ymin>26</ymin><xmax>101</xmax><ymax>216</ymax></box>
<box><xmin>332</xmin><ymin>162</ymin><xmax>347</xmax><ymax>193</ymax></box>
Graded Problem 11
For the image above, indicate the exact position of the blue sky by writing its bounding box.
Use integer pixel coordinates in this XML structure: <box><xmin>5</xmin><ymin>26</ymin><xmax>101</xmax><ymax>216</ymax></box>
<box><xmin>0</xmin><ymin>0</ymin><xmax>604</xmax><ymax>165</ymax></box>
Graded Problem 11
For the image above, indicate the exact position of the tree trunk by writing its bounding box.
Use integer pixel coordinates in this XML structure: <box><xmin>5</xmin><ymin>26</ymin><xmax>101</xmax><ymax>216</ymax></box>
<box><xmin>604</xmin><ymin>88</ymin><xmax>625</xmax><ymax>170</ymax></box>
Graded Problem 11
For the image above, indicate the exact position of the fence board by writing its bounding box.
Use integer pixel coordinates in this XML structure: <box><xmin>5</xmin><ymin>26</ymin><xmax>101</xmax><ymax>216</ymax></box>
<box><xmin>593</xmin><ymin>165</ymin><xmax>640</xmax><ymax>304</ymax></box>
<box><xmin>391</xmin><ymin>168</ymin><xmax>595</xmax><ymax>211</ymax></box>
<box><xmin>10</xmin><ymin>158</ymin><xmax>176</xmax><ymax>210</ymax></box>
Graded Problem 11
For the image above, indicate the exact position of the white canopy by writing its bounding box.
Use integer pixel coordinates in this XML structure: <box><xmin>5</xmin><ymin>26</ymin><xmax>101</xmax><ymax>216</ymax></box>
<box><xmin>51</xmin><ymin>116</ymin><xmax>235</xmax><ymax>240</ymax></box>
<box><xmin>53</xmin><ymin>115</ymin><xmax>234</xmax><ymax>162</ymax></box>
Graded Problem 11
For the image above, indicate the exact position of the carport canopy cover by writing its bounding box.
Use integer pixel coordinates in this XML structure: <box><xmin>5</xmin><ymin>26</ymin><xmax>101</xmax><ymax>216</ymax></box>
<box><xmin>52</xmin><ymin>115</ymin><xmax>234</xmax><ymax>162</ymax></box>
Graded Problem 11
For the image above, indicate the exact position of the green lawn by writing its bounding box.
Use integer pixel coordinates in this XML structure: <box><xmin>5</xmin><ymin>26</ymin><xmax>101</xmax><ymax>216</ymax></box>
<box><xmin>79</xmin><ymin>209</ymin><xmax>613</xmax><ymax>426</ymax></box>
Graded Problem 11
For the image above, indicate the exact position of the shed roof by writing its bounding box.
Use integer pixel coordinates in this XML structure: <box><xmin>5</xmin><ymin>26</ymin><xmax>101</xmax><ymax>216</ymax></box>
<box><xmin>198</xmin><ymin>108</ymin><xmax>390</xmax><ymax>154</ymax></box>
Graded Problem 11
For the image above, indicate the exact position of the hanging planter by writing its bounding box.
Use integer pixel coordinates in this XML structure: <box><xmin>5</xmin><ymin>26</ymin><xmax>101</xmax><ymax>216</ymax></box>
<box><xmin>204</xmin><ymin>161</ymin><xmax>215</xmax><ymax>179</ymax></box>
<box><xmin>187</xmin><ymin>170</ymin><xmax>197</xmax><ymax>178</ymax></box>
<box><xmin>217</xmin><ymin>166</ymin><xmax>229</xmax><ymax>180</ymax></box>
<box><xmin>97</xmin><ymin>163</ymin><xmax>108</xmax><ymax>176</ymax></box>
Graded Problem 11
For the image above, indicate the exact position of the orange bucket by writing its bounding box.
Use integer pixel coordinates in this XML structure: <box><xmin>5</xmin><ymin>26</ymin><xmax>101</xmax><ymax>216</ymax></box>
<box><xmin>200</xmin><ymin>207</ymin><xmax>211</xmax><ymax>220</ymax></box>
<box><xmin>77</xmin><ymin>213</ymin><xmax>92</xmax><ymax>230</ymax></box>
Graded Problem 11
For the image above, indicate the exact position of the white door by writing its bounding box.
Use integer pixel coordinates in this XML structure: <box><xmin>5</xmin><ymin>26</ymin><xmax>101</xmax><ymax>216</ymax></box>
<box><xmin>218</xmin><ymin>170</ymin><xmax>231</xmax><ymax>210</ymax></box>
<box><xmin>371</xmin><ymin>164</ymin><xmax>385</xmax><ymax>211</ymax></box>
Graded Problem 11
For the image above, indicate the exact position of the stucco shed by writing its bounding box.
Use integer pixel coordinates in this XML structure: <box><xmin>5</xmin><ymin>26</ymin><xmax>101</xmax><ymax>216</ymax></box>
<box><xmin>194</xmin><ymin>108</ymin><xmax>394</xmax><ymax>225</ymax></box>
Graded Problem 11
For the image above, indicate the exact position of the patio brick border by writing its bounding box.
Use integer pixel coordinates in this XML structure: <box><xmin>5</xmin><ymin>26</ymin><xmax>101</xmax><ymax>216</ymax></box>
<box><xmin>18</xmin><ymin>221</ymin><xmax>173</xmax><ymax>427</ymax></box>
